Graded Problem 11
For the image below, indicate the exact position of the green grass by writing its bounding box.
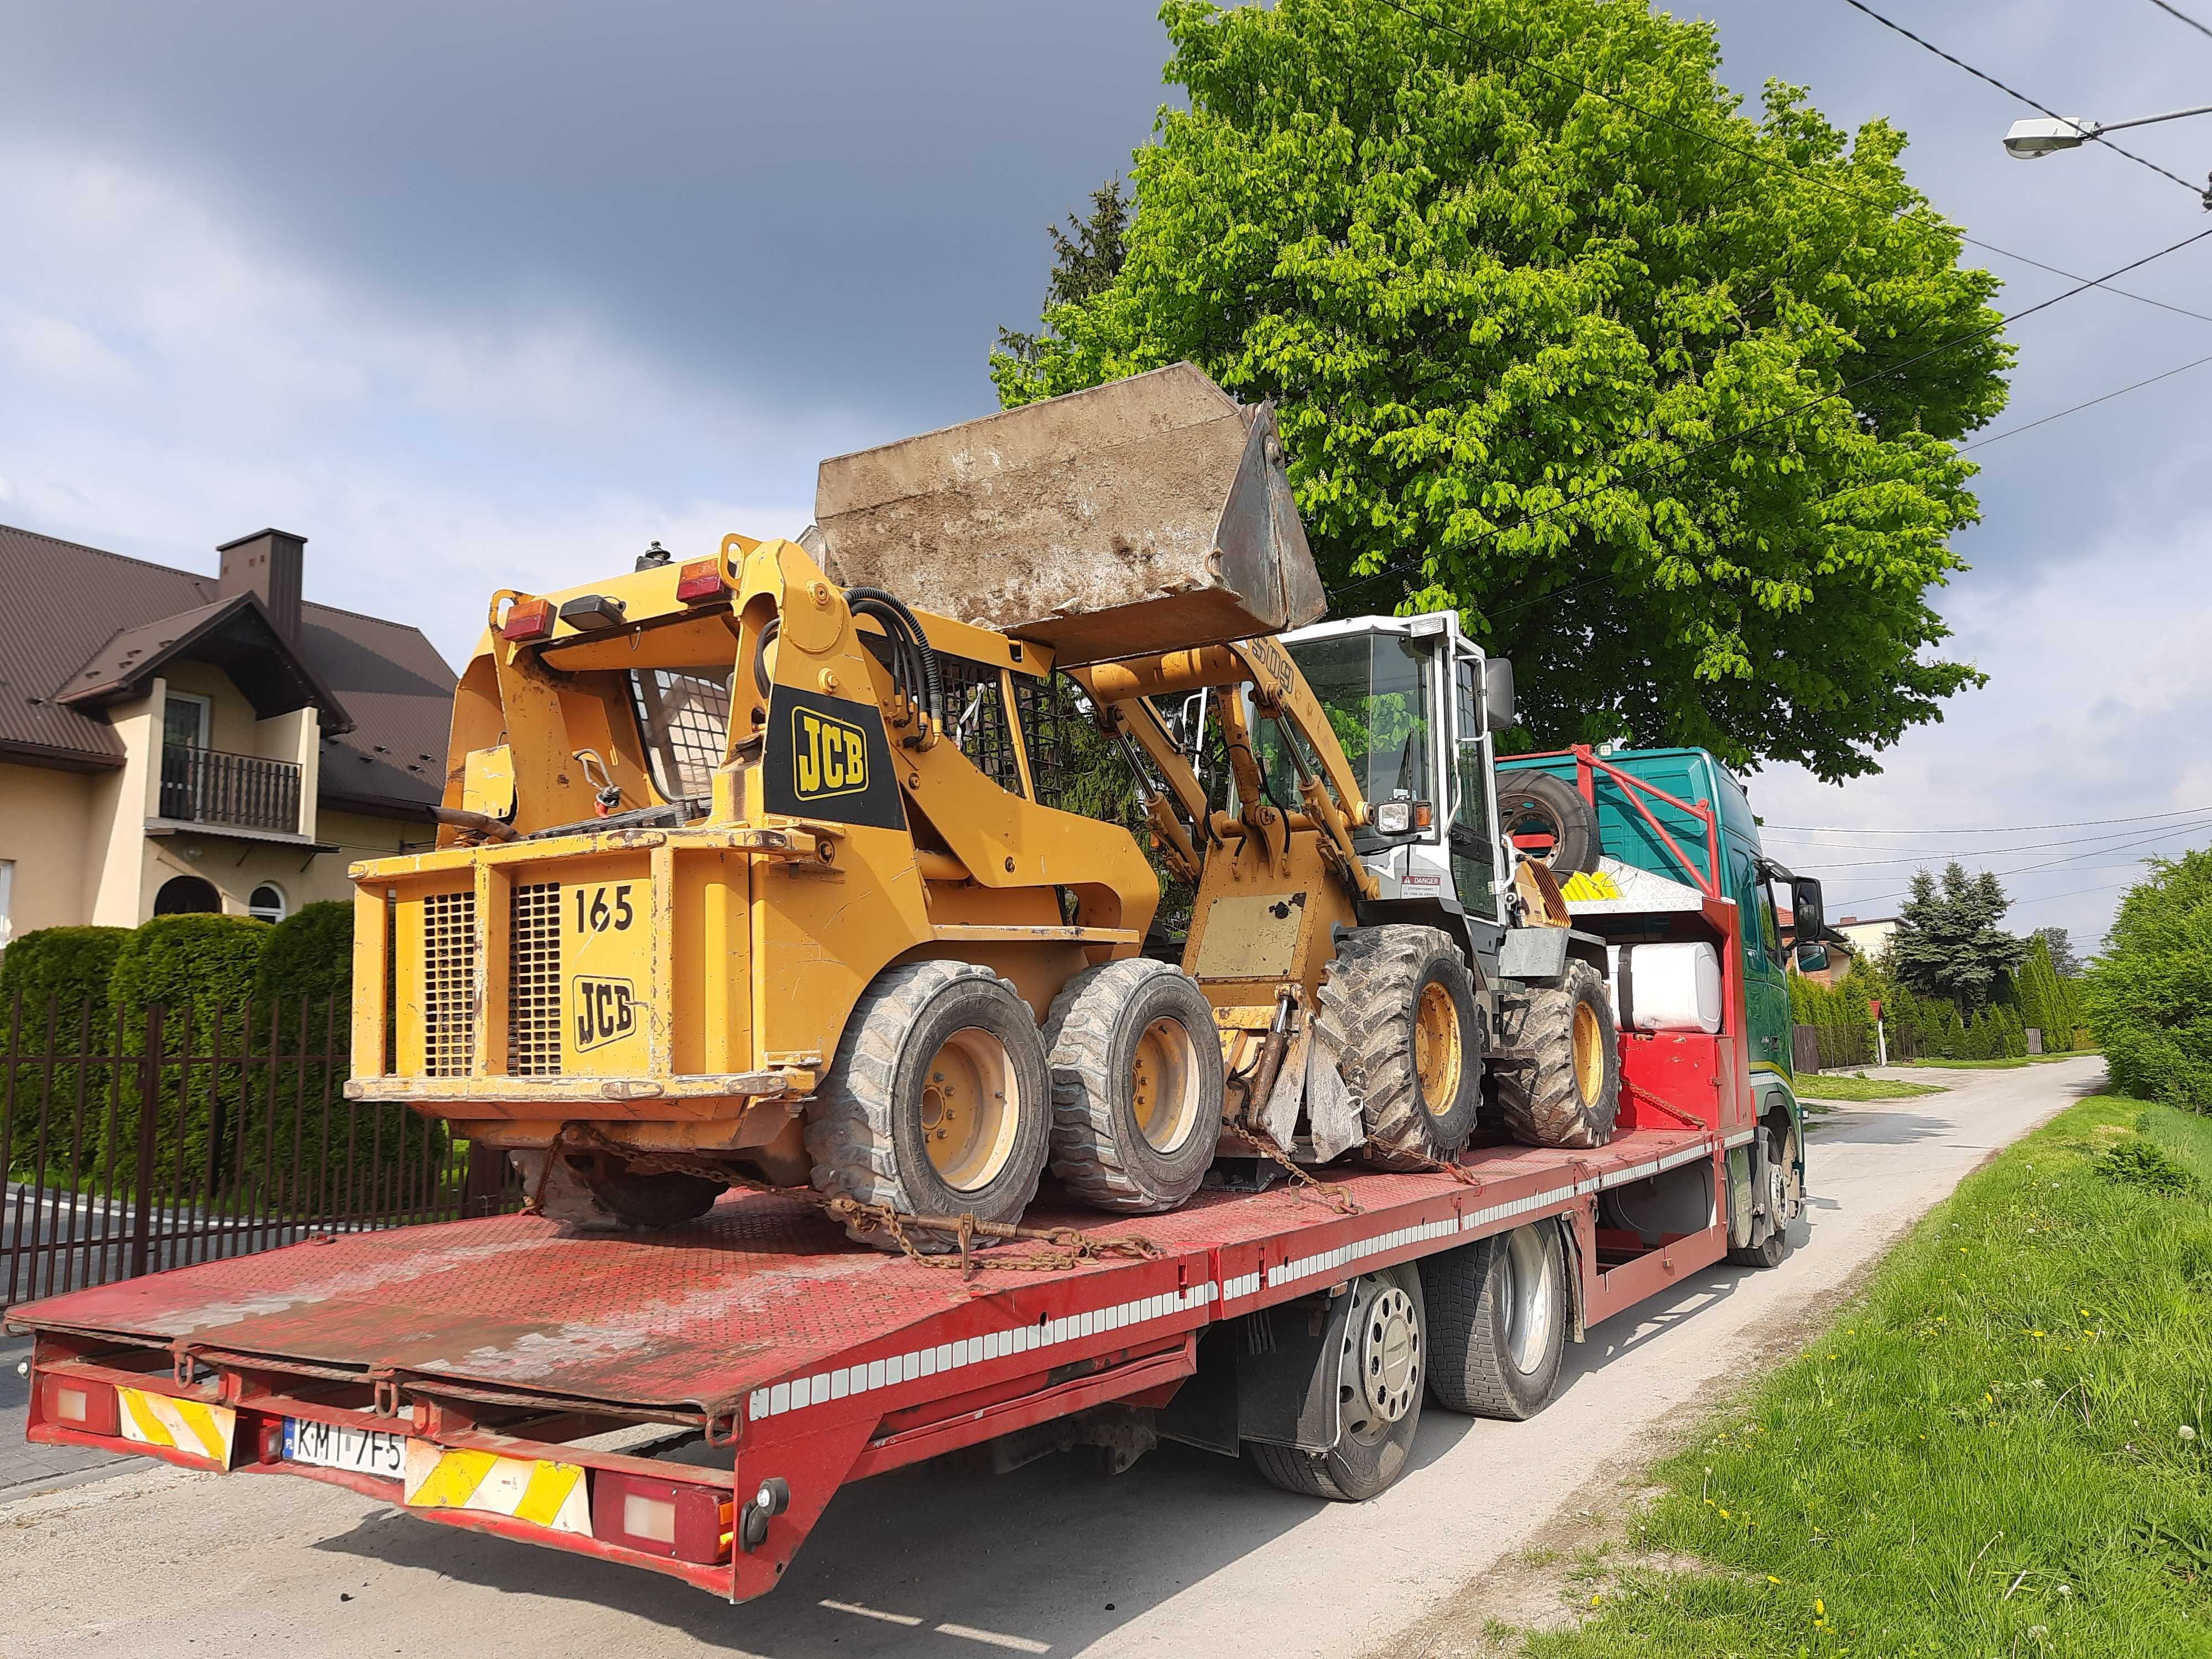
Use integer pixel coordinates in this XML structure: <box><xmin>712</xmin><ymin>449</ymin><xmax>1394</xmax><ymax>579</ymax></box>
<box><xmin>1905</xmin><ymin>1052</ymin><xmax>2100</xmax><ymax>1071</ymax></box>
<box><xmin>1529</xmin><ymin>1095</ymin><xmax>2212</xmax><ymax>1658</ymax></box>
<box><xmin>1793</xmin><ymin>1073</ymin><xmax>1948</xmax><ymax>1103</ymax></box>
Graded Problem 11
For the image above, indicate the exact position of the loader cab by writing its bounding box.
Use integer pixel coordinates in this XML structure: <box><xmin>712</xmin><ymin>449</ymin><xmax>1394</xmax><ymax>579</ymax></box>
<box><xmin>1274</xmin><ymin>612</ymin><xmax>1510</xmax><ymax>924</ymax></box>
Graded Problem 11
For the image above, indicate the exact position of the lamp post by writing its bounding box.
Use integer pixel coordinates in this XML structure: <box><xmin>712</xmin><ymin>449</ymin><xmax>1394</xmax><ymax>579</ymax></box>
<box><xmin>2004</xmin><ymin>106</ymin><xmax>2212</xmax><ymax>206</ymax></box>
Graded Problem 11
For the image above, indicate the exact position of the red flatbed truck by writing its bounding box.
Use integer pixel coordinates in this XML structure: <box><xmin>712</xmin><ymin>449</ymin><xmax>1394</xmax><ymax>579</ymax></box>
<box><xmin>8</xmin><ymin>837</ymin><xmax>1777</xmax><ymax>1605</ymax></box>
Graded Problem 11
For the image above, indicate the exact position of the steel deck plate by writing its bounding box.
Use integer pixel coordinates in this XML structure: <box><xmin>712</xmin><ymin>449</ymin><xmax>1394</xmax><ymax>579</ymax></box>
<box><xmin>8</xmin><ymin>1126</ymin><xmax>1712</xmax><ymax>1416</ymax></box>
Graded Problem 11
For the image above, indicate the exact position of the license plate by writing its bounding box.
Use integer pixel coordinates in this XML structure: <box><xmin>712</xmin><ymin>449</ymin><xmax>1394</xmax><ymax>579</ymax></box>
<box><xmin>283</xmin><ymin>1418</ymin><xmax>408</xmax><ymax>1478</ymax></box>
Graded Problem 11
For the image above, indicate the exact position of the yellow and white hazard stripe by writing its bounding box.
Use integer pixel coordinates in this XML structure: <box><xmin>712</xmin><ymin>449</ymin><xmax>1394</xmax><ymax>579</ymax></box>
<box><xmin>118</xmin><ymin>1386</ymin><xmax>237</xmax><ymax>1466</ymax></box>
<box><xmin>402</xmin><ymin>1441</ymin><xmax>591</xmax><ymax>1536</ymax></box>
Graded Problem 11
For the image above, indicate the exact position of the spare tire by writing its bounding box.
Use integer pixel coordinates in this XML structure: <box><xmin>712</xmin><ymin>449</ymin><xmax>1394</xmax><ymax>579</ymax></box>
<box><xmin>1494</xmin><ymin>770</ymin><xmax>1601</xmax><ymax>876</ymax></box>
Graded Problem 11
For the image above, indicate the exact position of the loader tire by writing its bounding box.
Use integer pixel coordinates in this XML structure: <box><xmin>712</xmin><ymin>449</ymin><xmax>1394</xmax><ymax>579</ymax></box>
<box><xmin>1495</xmin><ymin>961</ymin><xmax>1620</xmax><ymax>1150</ymax></box>
<box><xmin>806</xmin><ymin>959</ymin><xmax>1050</xmax><ymax>1253</ymax></box>
<box><xmin>1042</xmin><ymin>958</ymin><xmax>1222</xmax><ymax>1214</ymax></box>
<box><xmin>1494</xmin><ymin>769</ymin><xmax>1601</xmax><ymax>875</ymax></box>
<box><xmin>1314</xmin><ymin>926</ymin><xmax>1481</xmax><ymax>1169</ymax></box>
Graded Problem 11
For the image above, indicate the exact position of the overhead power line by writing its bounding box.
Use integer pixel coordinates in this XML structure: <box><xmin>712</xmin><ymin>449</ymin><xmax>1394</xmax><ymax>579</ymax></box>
<box><xmin>1839</xmin><ymin>0</ymin><xmax>2210</xmax><ymax>199</ymax></box>
<box><xmin>1964</xmin><ymin>349</ymin><xmax>2212</xmax><ymax>450</ymax></box>
<box><xmin>2147</xmin><ymin>0</ymin><xmax>2212</xmax><ymax>43</ymax></box>
<box><xmin>1764</xmin><ymin>805</ymin><xmax>2212</xmax><ymax>833</ymax></box>
<box><xmin>1766</xmin><ymin>816</ymin><xmax>2212</xmax><ymax>864</ymax></box>
<box><xmin>1829</xmin><ymin>817</ymin><xmax>2212</xmax><ymax>906</ymax></box>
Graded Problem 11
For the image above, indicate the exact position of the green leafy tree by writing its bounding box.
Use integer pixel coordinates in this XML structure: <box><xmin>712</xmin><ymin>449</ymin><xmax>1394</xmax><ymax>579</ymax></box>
<box><xmin>2083</xmin><ymin>848</ymin><xmax>2212</xmax><ymax>1110</ymax></box>
<box><xmin>994</xmin><ymin>0</ymin><xmax>2010</xmax><ymax>780</ymax></box>
<box><xmin>2014</xmin><ymin>931</ymin><xmax>2076</xmax><ymax>1052</ymax></box>
<box><xmin>2034</xmin><ymin>925</ymin><xmax>2082</xmax><ymax>979</ymax></box>
<box><xmin>1889</xmin><ymin>862</ymin><xmax>2028</xmax><ymax>1013</ymax></box>
<box><xmin>994</xmin><ymin>178</ymin><xmax>1130</xmax><ymax>373</ymax></box>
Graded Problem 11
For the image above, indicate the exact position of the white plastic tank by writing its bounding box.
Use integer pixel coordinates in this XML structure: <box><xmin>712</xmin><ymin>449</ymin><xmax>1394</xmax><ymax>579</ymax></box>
<box><xmin>1605</xmin><ymin>941</ymin><xmax>1723</xmax><ymax>1035</ymax></box>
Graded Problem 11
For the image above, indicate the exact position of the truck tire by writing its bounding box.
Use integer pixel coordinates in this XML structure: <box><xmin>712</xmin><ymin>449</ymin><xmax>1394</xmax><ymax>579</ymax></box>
<box><xmin>1496</xmin><ymin>961</ymin><xmax>1620</xmax><ymax>1149</ymax></box>
<box><xmin>1042</xmin><ymin>958</ymin><xmax>1222</xmax><ymax>1214</ymax></box>
<box><xmin>807</xmin><ymin>959</ymin><xmax>1051</xmax><ymax>1252</ymax></box>
<box><xmin>1248</xmin><ymin>1264</ymin><xmax>1426</xmax><ymax>1501</ymax></box>
<box><xmin>1315</xmin><ymin>926</ymin><xmax>1483</xmax><ymax>1168</ymax></box>
<box><xmin>1494</xmin><ymin>770</ymin><xmax>1601</xmax><ymax>876</ymax></box>
<box><xmin>1728</xmin><ymin>1118</ymin><xmax>1800</xmax><ymax>1268</ymax></box>
<box><xmin>1421</xmin><ymin>1223</ymin><xmax>1567</xmax><ymax>1420</ymax></box>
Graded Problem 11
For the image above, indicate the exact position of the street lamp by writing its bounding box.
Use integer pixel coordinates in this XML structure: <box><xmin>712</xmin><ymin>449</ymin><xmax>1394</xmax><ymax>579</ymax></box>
<box><xmin>2004</xmin><ymin>104</ymin><xmax>2212</xmax><ymax>207</ymax></box>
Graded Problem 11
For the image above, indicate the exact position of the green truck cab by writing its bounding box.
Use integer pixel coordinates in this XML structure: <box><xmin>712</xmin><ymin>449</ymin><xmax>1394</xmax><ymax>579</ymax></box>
<box><xmin>1501</xmin><ymin>746</ymin><xmax>1825</xmax><ymax>1257</ymax></box>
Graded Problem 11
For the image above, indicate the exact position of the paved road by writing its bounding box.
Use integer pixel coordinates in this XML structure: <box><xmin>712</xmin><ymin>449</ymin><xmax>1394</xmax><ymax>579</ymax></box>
<box><xmin>1</xmin><ymin>1059</ymin><xmax>2102</xmax><ymax>1659</ymax></box>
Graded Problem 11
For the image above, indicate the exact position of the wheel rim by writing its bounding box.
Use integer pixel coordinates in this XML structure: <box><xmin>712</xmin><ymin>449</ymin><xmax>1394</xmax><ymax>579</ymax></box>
<box><xmin>1571</xmin><ymin>1000</ymin><xmax>1605</xmax><ymax>1104</ymax></box>
<box><xmin>919</xmin><ymin>1026</ymin><xmax>1021</xmax><ymax>1192</ymax></box>
<box><xmin>1352</xmin><ymin>1282</ymin><xmax>1422</xmax><ymax>1437</ymax></box>
<box><xmin>1131</xmin><ymin>1015</ymin><xmax>1203</xmax><ymax>1154</ymax></box>
<box><xmin>1766</xmin><ymin>1131</ymin><xmax>1790</xmax><ymax>1224</ymax></box>
<box><xmin>1500</xmin><ymin>1227</ymin><xmax>1556</xmax><ymax>1376</ymax></box>
<box><xmin>1413</xmin><ymin>980</ymin><xmax>1463</xmax><ymax>1117</ymax></box>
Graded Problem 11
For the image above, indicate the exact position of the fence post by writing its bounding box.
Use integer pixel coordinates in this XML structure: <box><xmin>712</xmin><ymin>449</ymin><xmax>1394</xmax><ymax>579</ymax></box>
<box><xmin>129</xmin><ymin>1004</ymin><xmax>164</xmax><ymax>1281</ymax></box>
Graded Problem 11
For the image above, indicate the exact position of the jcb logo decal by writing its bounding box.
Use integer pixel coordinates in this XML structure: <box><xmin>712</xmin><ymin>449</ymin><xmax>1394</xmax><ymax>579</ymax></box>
<box><xmin>793</xmin><ymin>707</ymin><xmax>868</xmax><ymax>801</ymax></box>
<box><xmin>572</xmin><ymin>975</ymin><xmax>637</xmax><ymax>1051</ymax></box>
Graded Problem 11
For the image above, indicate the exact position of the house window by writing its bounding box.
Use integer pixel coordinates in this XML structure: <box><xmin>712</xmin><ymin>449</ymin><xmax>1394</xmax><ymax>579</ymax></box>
<box><xmin>249</xmin><ymin>883</ymin><xmax>288</xmax><ymax>924</ymax></box>
<box><xmin>0</xmin><ymin>858</ymin><xmax>14</xmax><ymax>950</ymax></box>
<box><xmin>154</xmin><ymin>875</ymin><xmax>221</xmax><ymax>915</ymax></box>
<box><xmin>163</xmin><ymin>691</ymin><xmax>212</xmax><ymax>751</ymax></box>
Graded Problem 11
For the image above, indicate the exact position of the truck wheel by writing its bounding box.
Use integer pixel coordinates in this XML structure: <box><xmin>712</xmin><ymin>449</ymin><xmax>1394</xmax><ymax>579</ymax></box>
<box><xmin>1728</xmin><ymin>1118</ymin><xmax>1799</xmax><ymax>1268</ymax></box>
<box><xmin>1249</xmin><ymin>1264</ymin><xmax>1426</xmax><ymax>1501</ymax></box>
<box><xmin>511</xmin><ymin>1150</ymin><xmax>724</xmax><ymax>1232</ymax></box>
<box><xmin>1421</xmin><ymin>1223</ymin><xmax>1567</xmax><ymax>1420</ymax></box>
<box><xmin>807</xmin><ymin>960</ymin><xmax>1050</xmax><ymax>1251</ymax></box>
<box><xmin>1043</xmin><ymin>958</ymin><xmax>1222</xmax><ymax>1214</ymax></box>
<box><xmin>1316</xmin><ymin>926</ymin><xmax>1483</xmax><ymax>1168</ymax></box>
<box><xmin>1496</xmin><ymin>961</ymin><xmax>1620</xmax><ymax>1149</ymax></box>
<box><xmin>1494</xmin><ymin>770</ymin><xmax>1601</xmax><ymax>875</ymax></box>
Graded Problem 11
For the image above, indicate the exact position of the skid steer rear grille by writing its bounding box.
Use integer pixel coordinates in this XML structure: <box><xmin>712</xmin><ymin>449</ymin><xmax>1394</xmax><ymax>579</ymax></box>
<box><xmin>422</xmin><ymin>890</ymin><xmax>478</xmax><ymax>1077</ymax></box>
<box><xmin>508</xmin><ymin>881</ymin><xmax>564</xmax><ymax>1076</ymax></box>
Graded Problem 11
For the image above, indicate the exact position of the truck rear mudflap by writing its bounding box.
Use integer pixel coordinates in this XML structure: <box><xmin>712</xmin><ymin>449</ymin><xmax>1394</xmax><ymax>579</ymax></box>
<box><xmin>12</xmin><ymin>1127</ymin><xmax>1728</xmax><ymax>1601</ymax></box>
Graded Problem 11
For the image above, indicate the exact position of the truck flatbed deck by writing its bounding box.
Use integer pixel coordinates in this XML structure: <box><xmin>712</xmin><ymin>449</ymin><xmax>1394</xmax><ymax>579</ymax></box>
<box><xmin>13</xmin><ymin>1119</ymin><xmax>1736</xmax><ymax>1600</ymax></box>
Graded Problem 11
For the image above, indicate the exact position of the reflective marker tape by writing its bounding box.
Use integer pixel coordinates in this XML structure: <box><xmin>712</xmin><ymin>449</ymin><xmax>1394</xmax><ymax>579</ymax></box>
<box><xmin>403</xmin><ymin>1441</ymin><xmax>590</xmax><ymax>1535</ymax></box>
<box><xmin>118</xmin><ymin>1386</ymin><xmax>236</xmax><ymax>1465</ymax></box>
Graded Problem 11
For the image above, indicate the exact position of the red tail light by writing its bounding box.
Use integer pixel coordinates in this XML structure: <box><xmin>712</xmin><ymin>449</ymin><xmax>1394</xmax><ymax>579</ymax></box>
<box><xmin>40</xmin><ymin>1374</ymin><xmax>119</xmax><ymax>1436</ymax></box>
<box><xmin>676</xmin><ymin>559</ymin><xmax>729</xmax><ymax>603</ymax></box>
<box><xmin>501</xmin><ymin>597</ymin><xmax>555</xmax><ymax>642</ymax></box>
<box><xmin>590</xmin><ymin>1471</ymin><xmax>734</xmax><ymax>1563</ymax></box>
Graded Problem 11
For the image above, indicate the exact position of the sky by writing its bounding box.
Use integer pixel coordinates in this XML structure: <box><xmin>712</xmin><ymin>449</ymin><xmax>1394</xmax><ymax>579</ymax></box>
<box><xmin>4</xmin><ymin>0</ymin><xmax>2208</xmax><ymax>952</ymax></box>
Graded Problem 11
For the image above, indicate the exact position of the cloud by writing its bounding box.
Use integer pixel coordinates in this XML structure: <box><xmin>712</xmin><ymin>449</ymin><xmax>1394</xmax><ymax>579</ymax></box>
<box><xmin>0</xmin><ymin>146</ymin><xmax>834</xmax><ymax>664</ymax></box>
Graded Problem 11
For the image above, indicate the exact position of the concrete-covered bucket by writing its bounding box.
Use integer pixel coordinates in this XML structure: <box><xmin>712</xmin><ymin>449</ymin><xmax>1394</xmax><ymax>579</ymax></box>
<box><xmin>810</xmin><ymin>363</ymin><xmax>1326</xmax><ymax>666</ymax></box>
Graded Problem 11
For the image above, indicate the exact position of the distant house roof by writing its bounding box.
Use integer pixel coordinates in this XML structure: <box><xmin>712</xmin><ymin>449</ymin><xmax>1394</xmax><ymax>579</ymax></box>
<box><xmin>0</xmin><ymin>522</ymin><xmax>454</xmax><ymax>817</ymax></box>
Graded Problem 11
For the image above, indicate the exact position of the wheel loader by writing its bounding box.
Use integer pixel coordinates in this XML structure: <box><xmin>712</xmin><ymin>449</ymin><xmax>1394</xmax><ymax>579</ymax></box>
<box><xmin>344</xmin><ymin>364</ymin><xmax>1621</xmax><ymax>1240</ymax></box>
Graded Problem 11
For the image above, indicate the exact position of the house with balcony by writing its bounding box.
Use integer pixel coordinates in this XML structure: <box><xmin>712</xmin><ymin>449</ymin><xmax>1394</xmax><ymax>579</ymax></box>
<box><xmin>0</xmin><ymin>524</ymin><xmax>456</xmax><ymax>945</ymax></box>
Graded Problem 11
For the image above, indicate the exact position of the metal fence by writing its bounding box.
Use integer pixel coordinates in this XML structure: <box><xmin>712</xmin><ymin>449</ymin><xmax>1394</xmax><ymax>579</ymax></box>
<box><xmin>158</xmin><ymin>743</ymin><xmax>303</xmax><ymax>833</ymax></box>
<box><xmin>1</xmin><ymin>994</ymin><xmax>515</xmax><ymax>1310</ymax></box>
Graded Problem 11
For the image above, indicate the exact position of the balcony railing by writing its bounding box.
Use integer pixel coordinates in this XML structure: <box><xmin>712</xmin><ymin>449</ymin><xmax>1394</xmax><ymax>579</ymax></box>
<box><xmin>159</xmin><ymin>744</ymin><xmax>303</xmax><ymax>834</ymax></box>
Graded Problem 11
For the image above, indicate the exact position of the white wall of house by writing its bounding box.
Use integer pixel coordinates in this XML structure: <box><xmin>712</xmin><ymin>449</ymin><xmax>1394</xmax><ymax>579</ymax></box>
<box><xmin>84</xmin><ymin>681</ymin><xmax>165</xmax><ymax>926</ymax></box>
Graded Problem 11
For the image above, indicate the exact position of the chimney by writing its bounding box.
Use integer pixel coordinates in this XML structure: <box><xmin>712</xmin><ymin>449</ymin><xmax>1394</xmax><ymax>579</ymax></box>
<box><xmin>216</xmin><ymin>529</ymin><xmax>305</xmax><ymax>643</ymax></box>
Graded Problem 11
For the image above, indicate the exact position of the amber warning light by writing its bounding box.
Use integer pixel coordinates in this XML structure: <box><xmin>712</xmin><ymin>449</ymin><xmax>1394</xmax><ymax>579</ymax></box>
<box><xmin>676</xmin><ymin>559</ymin><xmax>729</xmax><ymax>604</ymax></box>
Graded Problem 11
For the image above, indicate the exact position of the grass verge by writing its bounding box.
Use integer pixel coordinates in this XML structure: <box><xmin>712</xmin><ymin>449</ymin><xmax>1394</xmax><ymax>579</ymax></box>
<box><xmin>1793</xmin><ymin>1074</ymin><xmax>1947</xmax><ymax>1103</ymax></box>
<box><xmin>1526</xmin><ymin>1095</ymin><xmax>2212</xmax><ymax>1658</ymax></box>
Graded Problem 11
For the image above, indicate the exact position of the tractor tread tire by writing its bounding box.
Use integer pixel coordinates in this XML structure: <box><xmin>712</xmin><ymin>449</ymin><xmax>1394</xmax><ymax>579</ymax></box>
<box><xmin>1312</xmin><ymin>926</ymin><xmax>1481</xmax><ymax>1170</ymax></box>
<box><xmin>1042</xmin><ymin>958</ymin><xmax>1222</xmax><ymax>1214</ymax></box>
<box><xmin>805</xmin><ymin>959</ymin><xmax>1049</xmax><ymax>1252</ymax></box>
<box><xmin>1495</xmin><ymin>960</ymin><xmax>1620</xmax><ymax>1150</ymax></box>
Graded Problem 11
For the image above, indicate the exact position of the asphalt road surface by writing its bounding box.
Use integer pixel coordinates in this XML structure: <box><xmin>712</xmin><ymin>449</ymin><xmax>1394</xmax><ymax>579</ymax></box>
<box><xmin>1</xmin><ymin>1058</ymin><xmax>2103</xmax><ymax>1659</ymax></box>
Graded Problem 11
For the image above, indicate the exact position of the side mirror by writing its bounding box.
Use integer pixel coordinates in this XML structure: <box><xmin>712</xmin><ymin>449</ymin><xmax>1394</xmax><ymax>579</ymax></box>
<box><xmin>1795</xmin><ymin>943</ymin><xmax>1831</xmax><ymax>974</ymax></box>
<box><xmin>1791</xmin><ymin>877</ymin><xmax>1825</xmax><ymax>941</ymax></box>
<box><xmin>1483</xmin><ymin>657</ymin><xmax>1516</xmax><ymax>733</ymax></box>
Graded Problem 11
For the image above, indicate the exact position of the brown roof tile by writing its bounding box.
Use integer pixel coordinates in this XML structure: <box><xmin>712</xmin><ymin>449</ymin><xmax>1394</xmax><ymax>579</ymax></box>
<box><xmin>0</xmin><ymin>522</ymin><xmax>453</xmax><ymax>817</ymax></box>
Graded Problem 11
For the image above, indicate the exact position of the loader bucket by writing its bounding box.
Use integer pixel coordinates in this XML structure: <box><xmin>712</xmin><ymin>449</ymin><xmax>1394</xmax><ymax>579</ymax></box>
<box><xmin>811</xmin><ymin>363</ymin><xmax>1326</xmax><ymax>666</ymax></box>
